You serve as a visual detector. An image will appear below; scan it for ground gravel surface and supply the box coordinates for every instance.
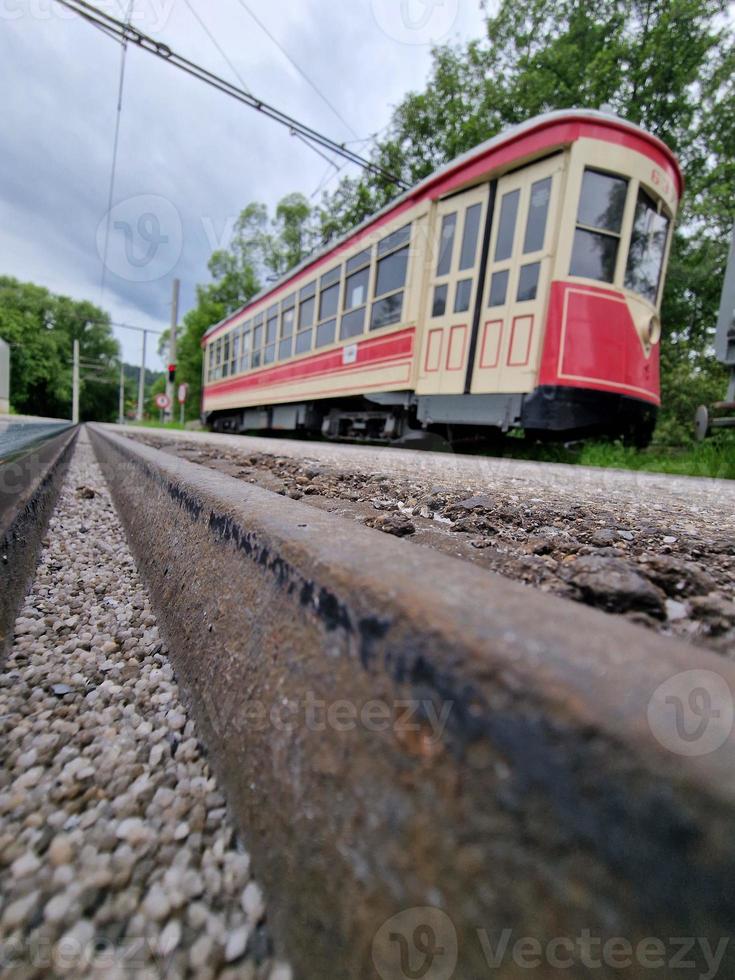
[0,434,291,979]
[123,428,735,655]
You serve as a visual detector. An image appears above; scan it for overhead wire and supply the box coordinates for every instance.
[180,0,252,94]
[230,0,358,139]
[98,0,134,306]
[50,0,408,190]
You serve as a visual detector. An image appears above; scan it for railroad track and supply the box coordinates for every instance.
[84,424,735,979]
[0,416,77,662]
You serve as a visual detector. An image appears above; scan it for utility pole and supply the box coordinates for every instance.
[118,362,125,424]
[137,328,147,422]
[72,339,80,424]
[165,278,180,423]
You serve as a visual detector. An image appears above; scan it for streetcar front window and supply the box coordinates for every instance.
[624,188,670,304]
[569,168,628,283]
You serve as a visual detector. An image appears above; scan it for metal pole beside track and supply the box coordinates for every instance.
[136,329,147,422]
[72,339,80,424]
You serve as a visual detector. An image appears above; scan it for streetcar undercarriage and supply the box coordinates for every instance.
[205,386,657,448]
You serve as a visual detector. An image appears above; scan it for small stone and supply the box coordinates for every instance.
[270,964,293,980]
[560,555,666,618]
[143,883,170,921]
[11,850,41,878]
[44,889,76,924]
[224,924,250,962]
[189,933,214,970]
[666,599,689,622]
[51,683,74,696]
[2,890,39,929]
[115,817,150,845]
[48,834,74,866]
[167,710,187,731]
[173,822,190,840]
[241,881,265,923]
[157,918,183,956]
[371,513,416,537]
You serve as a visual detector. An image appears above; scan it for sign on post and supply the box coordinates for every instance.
[155,393,171,410]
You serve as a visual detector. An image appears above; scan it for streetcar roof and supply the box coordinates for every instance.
[202,108,682,343]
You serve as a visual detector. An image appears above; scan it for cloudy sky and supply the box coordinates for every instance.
[0,0,486,371]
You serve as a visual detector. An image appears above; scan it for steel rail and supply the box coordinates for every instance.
[0,423,78,663]
[89,423,735,979]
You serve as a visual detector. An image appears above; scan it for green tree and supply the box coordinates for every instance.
[0,276,119,421]
[171,194,317,419]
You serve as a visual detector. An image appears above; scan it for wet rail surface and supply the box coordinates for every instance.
[88,423,735,979]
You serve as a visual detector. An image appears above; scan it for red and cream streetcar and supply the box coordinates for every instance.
[201,108,682,446]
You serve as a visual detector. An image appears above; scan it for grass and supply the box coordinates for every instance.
[126,419,189,431]
[500,431,735,480]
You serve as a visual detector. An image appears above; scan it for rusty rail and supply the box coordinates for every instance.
[89,423,735,980]
[0,422,78,663]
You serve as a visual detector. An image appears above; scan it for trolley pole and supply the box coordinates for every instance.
[165,278,180,423]
[118,362,125,424]
[72,339,80,424]
[136,329,147,422]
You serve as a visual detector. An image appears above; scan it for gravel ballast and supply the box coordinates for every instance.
[0,434,291,979]
[125,429,735,655]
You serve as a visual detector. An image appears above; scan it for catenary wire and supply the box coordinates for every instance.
[50,0,408,190]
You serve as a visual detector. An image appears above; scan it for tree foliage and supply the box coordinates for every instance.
[0,276,119,421]
[172,194,317,419]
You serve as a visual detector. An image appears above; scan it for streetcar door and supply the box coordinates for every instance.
[417,184,489,395]
[470,155,563,394]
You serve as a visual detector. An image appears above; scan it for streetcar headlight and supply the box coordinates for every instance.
[646,315,661,346]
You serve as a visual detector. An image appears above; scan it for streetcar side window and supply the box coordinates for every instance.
[459,203,482,270]
[341,250,371,340]
[279,296,295,360]
[495,190,519,262]
[222,334,230,378]
[240,322,251,372]
[252,314,264,369]
[523,177,552,254]
[624,188,670,304]
[454,278,473,313]
[295,282,316,355]
[265,305,278,364]
[371,226,411,330]
[207,343,215,382]
[231,328,240,374]
[569,168,629,283]
[436,214,457,276]
[316,266,341,348]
